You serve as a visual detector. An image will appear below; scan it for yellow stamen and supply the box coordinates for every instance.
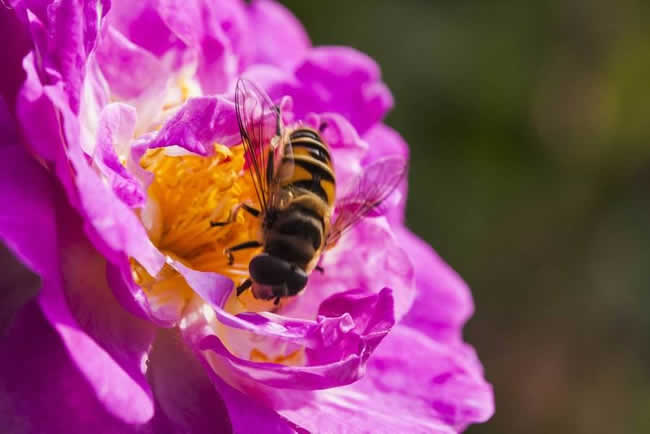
[250,348,305,365]
[140,144,259,276]
[135,143,305,365]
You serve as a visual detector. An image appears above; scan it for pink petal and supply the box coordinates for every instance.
[45,78,165,275]
[56,198,157,402]
[277,325,494,433]
[0,302,142,433]
[157,0,249,94]
[397,227,475,343]
[0,133,59,280]
[108,0,185,58]
[293,46,394,135]
[93,102,147,207]
[0,4,31,111]
[18,53,167,320]
[283,219,415,323]
[145,328,233,433]
[146,96,241,154]
[0,140,155,424]
[196,288,395,390]
[247,0,310,68]
[95,25,169,100]
[362,123,409,224]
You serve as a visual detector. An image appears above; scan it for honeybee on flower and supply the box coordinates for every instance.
[212,79,407,305]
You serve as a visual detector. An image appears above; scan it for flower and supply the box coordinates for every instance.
[0,0,494,433]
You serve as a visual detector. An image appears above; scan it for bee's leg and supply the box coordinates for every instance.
[211,203,261,227]
[225,240,262,265]
[240,204,261,218]
[315,265,324,274]
[319,121,328,133]
[236,278,252,296]
[273,296,281,306]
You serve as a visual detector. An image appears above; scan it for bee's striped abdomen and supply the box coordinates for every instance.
[280,128,336,206]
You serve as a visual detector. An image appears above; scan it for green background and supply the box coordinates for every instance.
[280,0,650,433]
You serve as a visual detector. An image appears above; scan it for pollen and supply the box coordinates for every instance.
[134,143,303,366]
[250,348,305,365]
[136,144,266,316]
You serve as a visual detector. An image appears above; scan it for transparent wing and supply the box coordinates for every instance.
[325,156,407,248]
[235,78,287,212]
[267,136,295,210]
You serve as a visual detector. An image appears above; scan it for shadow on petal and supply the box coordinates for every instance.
[0,302,140,434]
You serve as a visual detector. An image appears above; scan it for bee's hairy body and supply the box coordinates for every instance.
[261,127,335,280]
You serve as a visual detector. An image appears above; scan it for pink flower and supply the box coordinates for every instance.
[0,0,493,432]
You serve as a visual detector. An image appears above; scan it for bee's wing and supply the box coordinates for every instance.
[235,78,289,212]
[267,133,295,210]
[325,156,407,249]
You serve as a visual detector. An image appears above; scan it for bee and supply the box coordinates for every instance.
[211,78,407,305]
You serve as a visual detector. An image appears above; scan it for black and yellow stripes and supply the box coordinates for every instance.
[288,129,332,163]
[279,128,336,206]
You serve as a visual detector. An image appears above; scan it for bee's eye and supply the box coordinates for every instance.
[249,254,289,286]
[286,265,308,295]
[249,254,307,297]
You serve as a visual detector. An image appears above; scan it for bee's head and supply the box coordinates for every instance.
[249,253,308,300]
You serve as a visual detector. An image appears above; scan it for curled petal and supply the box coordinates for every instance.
[169,258,392,360]
[18,53,167,315]
[277,325,494,434]
[197,288,395,390]
[17,52,65,164]
[106,258,178,327]
[94,102,147,207]
[45,80,165,275]
[21,0,105,113]
[308,287,394,366]
[146,96,241,154]
[79,53,111,155]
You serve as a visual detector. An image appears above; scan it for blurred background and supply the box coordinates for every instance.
[281,0,650,433]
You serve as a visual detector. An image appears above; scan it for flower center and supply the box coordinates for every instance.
[133,143,306,365]
[134,144,276,317]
